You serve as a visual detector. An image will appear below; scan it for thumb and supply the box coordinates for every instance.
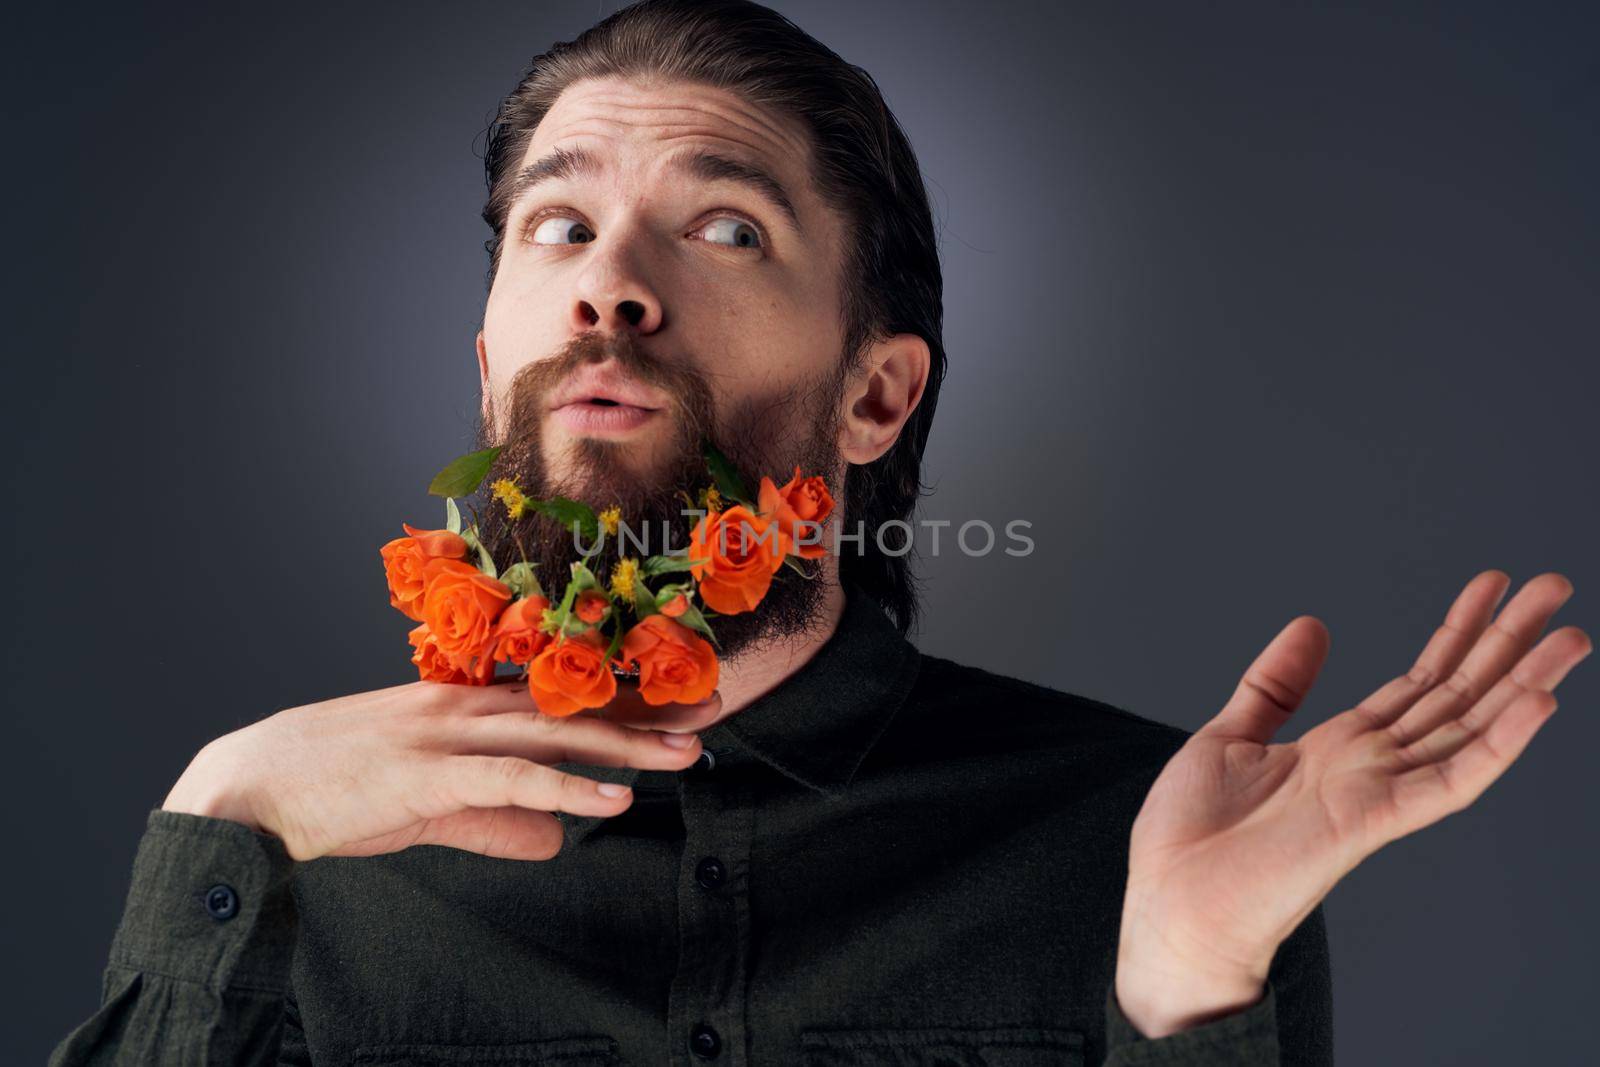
[1197,615,1330,744]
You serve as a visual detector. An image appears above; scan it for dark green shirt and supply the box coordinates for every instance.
[50,584,1333,1065]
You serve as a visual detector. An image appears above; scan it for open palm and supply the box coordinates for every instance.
[1120,570,1590,977]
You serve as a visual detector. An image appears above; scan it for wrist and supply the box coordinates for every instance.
[1113,949,1267,1038]
[1114,909,1273,1039]
[162,737,267,833]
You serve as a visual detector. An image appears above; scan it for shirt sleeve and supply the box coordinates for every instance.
[1101,902,1334,1066]
[47,807,301,1067]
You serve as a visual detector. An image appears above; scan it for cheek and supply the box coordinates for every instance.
[697,282,838,377]
[482,300,563,392]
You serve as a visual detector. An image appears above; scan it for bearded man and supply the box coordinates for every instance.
[50,2,1588,1066]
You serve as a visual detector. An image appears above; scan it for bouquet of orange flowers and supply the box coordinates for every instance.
[380,440,834,717]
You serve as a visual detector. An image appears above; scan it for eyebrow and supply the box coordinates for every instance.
[504,144,804,235]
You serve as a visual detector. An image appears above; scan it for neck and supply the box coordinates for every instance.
[693,565,848,731]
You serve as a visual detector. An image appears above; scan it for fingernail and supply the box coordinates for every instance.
[659,732,697,748]
[597,782,630,797]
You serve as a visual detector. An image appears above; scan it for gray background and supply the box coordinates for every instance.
[7,1,1596,1062]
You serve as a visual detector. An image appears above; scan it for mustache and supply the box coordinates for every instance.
[496,331,714,442]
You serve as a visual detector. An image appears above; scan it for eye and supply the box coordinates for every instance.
[697,216,764,250]
[527,215,595,245]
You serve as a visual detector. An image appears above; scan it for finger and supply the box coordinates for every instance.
[1352,569,1511,730]
[435,673,562,716]
[1388,573,1575,748]
[446,707,704,769]
[1397,625,1591,767]
[408,805,566,861]
[465,675,723,732]
[441,754,639,816]
[1384,686,1560,844]
[577,683,724,733]
[1197,615,1330,744]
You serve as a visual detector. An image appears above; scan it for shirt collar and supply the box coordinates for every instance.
[561,582,922,845]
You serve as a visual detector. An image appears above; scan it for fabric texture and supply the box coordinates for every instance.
[50,582,1333,1065]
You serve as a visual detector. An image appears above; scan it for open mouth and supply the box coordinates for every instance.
[562,395,660,412]
[553,396,661,435]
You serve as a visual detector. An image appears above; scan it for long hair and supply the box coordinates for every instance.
[477,0,946,636]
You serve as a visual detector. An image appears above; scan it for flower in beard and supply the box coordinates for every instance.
[381,523,470,622]
[488,595,552,670]
[620,613,718,706]
[688,504,787,614]
[526,630,618,717]
[418,557,512,678]
[757,466,835,560]
[407,622,471,685]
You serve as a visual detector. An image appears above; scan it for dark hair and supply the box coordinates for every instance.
[477,0,946,636]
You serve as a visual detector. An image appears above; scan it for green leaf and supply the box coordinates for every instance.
[459,525,498,579]
[604,618,626,662]
[429,446,503,498]
[781,554,811,577]
[633,581,658,619]
[702,439,753,506]
[499,561,543,600]
[568,559,603,594]
[652,581,691,607]
[641,553,700,578]
[445,497,462,535]
[527,497,600,546]
[674,598,720,650]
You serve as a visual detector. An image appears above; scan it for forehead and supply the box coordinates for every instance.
[522,75,819,204]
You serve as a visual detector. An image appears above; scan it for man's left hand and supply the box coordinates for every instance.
[1114,570,1589,1037]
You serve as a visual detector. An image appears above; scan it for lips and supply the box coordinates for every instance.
[548,364,669,413]
[552,399,659,436]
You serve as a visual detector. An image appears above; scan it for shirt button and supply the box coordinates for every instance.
[688,1022,722,1059]
[695,856,726,890]
[691,748,716,772]
[204,883,239,921]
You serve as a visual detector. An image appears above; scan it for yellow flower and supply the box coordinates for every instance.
[609,557,639,602]
[698,485,723,512]
[490,477,528,520]
[598,505,621,536]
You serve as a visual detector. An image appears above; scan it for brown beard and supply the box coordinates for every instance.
[471,330,847,662]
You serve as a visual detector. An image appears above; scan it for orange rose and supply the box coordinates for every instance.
[419,557,513,677]
[407,622,471,684]
[620,614,718,706]
[758,466,835,559]
[526,630,618,717]
[659,591,689,617]
[688,505,786,614]
[575,589,610,624]
[488,595,552,669]
[381,523,470,621]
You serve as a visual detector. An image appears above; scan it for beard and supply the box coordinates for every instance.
[471,329,847,663]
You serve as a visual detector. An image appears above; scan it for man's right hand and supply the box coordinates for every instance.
[161,677,720,862]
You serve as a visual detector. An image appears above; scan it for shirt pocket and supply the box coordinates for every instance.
[349,1034,621,1066]
[798,1025,1085,1066]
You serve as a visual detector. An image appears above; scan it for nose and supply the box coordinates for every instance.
[569,234,664,335]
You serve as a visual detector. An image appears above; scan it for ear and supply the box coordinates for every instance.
[837,332,931,465]
[476,330,492,426]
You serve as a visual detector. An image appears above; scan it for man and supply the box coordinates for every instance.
[50,2,1588,1065]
